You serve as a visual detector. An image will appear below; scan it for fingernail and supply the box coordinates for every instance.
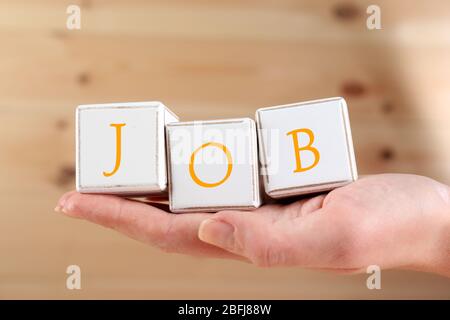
[55,194,71,214]
[54,204,69,214]
[198,219,235,250]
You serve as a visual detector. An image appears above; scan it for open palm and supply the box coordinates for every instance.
[56,174,450,276]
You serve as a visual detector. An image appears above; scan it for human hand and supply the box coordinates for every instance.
[55,174,450,276]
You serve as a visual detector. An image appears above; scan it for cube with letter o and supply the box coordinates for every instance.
[166,118,261,212]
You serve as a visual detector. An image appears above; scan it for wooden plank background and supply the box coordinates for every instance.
[0,0,449,299]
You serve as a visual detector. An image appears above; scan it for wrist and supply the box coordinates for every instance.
[406,181,450,277]
[433,211,450,277]
[417,194,450,277]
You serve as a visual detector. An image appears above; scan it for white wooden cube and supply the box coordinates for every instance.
[76,101,178,195]
[256,97,358,198]
[166,118,261,213]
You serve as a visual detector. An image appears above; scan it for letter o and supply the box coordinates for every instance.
[189,142,233,188]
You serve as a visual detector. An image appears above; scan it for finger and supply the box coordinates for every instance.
[198,209,288,267]
[56,191,245,260]
[198,200,348,268]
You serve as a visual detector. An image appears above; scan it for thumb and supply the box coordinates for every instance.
[198,210,285,267]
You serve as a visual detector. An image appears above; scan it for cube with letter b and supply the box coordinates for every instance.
[76,101,178,195]
[256,97,358,198]
[166,118,261,212]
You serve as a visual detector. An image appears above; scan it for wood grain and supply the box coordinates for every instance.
[0,0,449,299]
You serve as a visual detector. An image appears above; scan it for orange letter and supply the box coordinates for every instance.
[189,142,233,188]
[103,123,126,177]
[286,128,320,173]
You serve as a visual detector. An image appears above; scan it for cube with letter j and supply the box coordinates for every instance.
[76,101,178,195]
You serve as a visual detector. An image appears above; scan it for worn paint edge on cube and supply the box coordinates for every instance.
[339,98,358,183]
[165,118,262,213]
[267,180,353,199]
[255,97,358,199]
[76,101,177,195]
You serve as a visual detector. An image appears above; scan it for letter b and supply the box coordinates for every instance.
[286,128,320,173]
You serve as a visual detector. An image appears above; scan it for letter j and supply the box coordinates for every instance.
[103,123,126,177]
